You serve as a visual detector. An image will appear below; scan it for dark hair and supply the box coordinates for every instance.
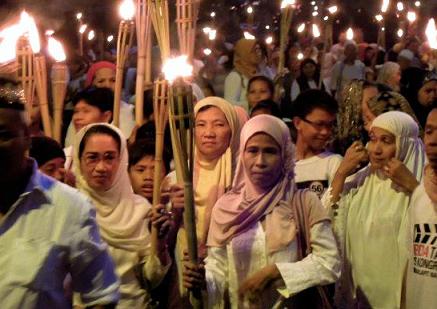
[128,139,171,174]
[72,87,114,114]
[247,75,274,96]
[30,136,65,166]
[78,125,122,159]
[292,89,338,119]
[250,99,282,118]
[142,89,154,119]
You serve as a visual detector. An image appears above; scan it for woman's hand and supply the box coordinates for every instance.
[182,252,206,290]
[337,141,369,177]
[238,264,280,303]
[383,158,419,193]
[151,204,173,239]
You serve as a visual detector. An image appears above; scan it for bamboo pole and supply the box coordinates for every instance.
[16,37,35,123]
[135,0,153,125]
[176,0,200,61]
[275,2,295,101]
[168,78,202,309]
[34,55,53,137]
[149,0,171,61]
[114,20,134,127]
[150,77,169,255]
[51,63,68,143]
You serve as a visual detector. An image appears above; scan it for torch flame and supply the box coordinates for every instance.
[88,30,95,41]
[397,29,404,38]
[48,37,66,62]
[381,0,390,13]
[162,55,193,84]
[346,27,354,41]
[265,36,273,45]
[119,0,135,20]
[79,24,88,34]
[19,11,41,53]
[426,18,437,50]
[407,11,416,23]
[375,14,384,22]
[396,2,404,11]
[312,24,321,38]
[243,32,255,40]
[281,0,296,9]
[208,29,217,41]
[328,6,338,14]
[0,23,22,63]
[297,23,305,33]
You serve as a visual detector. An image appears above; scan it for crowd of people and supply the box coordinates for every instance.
[0,21,437,309]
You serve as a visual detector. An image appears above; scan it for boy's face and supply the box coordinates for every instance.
[129,155,166,202]
[294,107,336,153]
[425,109,437,171]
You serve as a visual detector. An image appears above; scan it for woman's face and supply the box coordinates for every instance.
[243,133,282,191]
[72,101,112,131]
[388,68,401,90]
[361,87,378,131]
[368,127,397,171]
[80,133,121,191]
[247,80,272,108]
[302,62,316,78]
[195,106,232,161]
[93,68,116,90]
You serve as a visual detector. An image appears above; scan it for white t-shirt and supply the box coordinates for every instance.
[406,184,437,309]
[330,60,365,94]
[295,151,343,198]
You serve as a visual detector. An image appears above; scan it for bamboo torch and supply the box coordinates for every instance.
[49,38,68,144]
[114,0,135,128]
[318,5,338,88]
[426,18,437,70]
[164,55,202,309]
[176,0,200,61]
[16,11,39,121]
[135,0,153,125]
[378,0,390,50]
[149,0,171,61]
[275,0,296,101]
[34,53,52,137]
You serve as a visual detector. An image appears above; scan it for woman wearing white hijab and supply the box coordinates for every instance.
[325,111,425,308]
[183,115,340,308]
[73,123,171,308]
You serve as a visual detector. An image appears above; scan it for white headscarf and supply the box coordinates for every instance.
[73,123,151,253]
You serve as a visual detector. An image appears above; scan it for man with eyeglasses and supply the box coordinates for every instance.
[292,89,342,198]
[0,78,119,308]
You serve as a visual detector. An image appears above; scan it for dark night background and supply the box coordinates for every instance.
[1,0,436,54]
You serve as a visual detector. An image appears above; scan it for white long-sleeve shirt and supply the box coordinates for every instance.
[205,221,340,308]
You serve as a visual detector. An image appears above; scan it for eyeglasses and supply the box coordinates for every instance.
[301,118,336,130]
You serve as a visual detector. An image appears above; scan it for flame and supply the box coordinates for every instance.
[396,2,404,11]
[210,12,216,18]
[414,1,421,7]
[397,29,404,38]
[297,52,304,60]
[312,11,319,17]
[381,0,390,13]
[119,0,135,20]
[281,0,296,9]
[246,6,253,14]
[346,27,354,40]
[19,11,40,53]
[79,24,87,34]
[45,29,55,36]
[375,14,384,22]
[297,23,305,33]
[426,19,437,50]
[107,35,114,43]
[76,12,83,20]
[202,27,211,34]
[88,30,95,41]
[48,37,66,62]
[203,48,212,56]
[208,29,217,41]
[328,5,338,14]
[243,32,255,40]
[407,11,416,23]
[312,24,321,38]
[162,55,193,83]
[265,36,273,45]
[0,23,22,63]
